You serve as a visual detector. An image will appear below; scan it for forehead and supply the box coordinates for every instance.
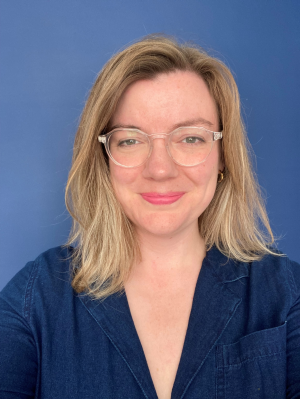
[110,70,219,132]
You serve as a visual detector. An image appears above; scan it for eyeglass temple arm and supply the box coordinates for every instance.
[213,132,222,141]
[98,136,106,144]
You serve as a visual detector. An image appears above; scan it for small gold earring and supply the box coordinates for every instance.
[217,170,224,183]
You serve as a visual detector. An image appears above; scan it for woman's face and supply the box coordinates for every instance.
[109,70,223,238]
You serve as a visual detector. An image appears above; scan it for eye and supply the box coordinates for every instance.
[118,139,140,146]
[182,136,205,144]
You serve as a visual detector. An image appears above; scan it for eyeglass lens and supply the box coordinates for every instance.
[108,128,214,167]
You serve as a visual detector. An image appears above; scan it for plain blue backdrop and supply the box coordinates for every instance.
[1,0,300,290]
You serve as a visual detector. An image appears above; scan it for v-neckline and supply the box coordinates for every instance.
[79,247,246,398]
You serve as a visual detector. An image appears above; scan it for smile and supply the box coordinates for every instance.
[140,192,185,205]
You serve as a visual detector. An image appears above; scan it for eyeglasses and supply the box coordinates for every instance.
[98,126,222,168]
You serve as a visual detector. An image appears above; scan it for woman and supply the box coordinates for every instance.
[0,35,299,399]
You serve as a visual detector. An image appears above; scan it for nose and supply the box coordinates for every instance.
[142,137,179,180]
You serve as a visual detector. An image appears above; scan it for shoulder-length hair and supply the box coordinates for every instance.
[65,35,277,299]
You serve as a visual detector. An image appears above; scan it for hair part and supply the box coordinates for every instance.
[65,34,278,300]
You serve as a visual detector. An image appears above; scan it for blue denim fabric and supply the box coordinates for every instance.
[0,246,300,398]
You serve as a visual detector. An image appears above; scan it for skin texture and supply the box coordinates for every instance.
[109,70,223,399]
[109,70,223,241]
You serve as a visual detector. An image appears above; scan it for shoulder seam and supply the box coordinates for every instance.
[23,259,40,324]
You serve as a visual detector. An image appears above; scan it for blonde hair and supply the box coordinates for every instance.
[65,35,277,299]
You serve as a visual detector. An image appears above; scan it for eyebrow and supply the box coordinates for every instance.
[109,117,214,132]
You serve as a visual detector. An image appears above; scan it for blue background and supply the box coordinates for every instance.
[1,0,300,290]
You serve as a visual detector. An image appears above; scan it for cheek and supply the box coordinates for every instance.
[109,162,140,199]
[190,155,219,186]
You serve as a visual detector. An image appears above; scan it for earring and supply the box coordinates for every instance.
[217,170,224,183]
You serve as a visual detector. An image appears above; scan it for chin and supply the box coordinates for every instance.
[133,212,193,237]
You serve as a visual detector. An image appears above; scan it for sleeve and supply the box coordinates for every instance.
[0,262,38,399]
[286,259,300,399]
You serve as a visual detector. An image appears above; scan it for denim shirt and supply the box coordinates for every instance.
[0,246,300,399]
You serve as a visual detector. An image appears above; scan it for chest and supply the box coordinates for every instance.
[32,254,291,399]
[125,286,196,399]
[36,293,287,399]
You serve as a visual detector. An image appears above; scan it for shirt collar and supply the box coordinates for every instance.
[79,246,248,399]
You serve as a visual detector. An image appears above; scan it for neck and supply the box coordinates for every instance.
[132,222,206,280]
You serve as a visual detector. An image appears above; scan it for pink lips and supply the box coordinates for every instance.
[141,192,185,205]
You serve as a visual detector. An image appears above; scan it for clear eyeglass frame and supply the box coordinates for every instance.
[98,126,223,168]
